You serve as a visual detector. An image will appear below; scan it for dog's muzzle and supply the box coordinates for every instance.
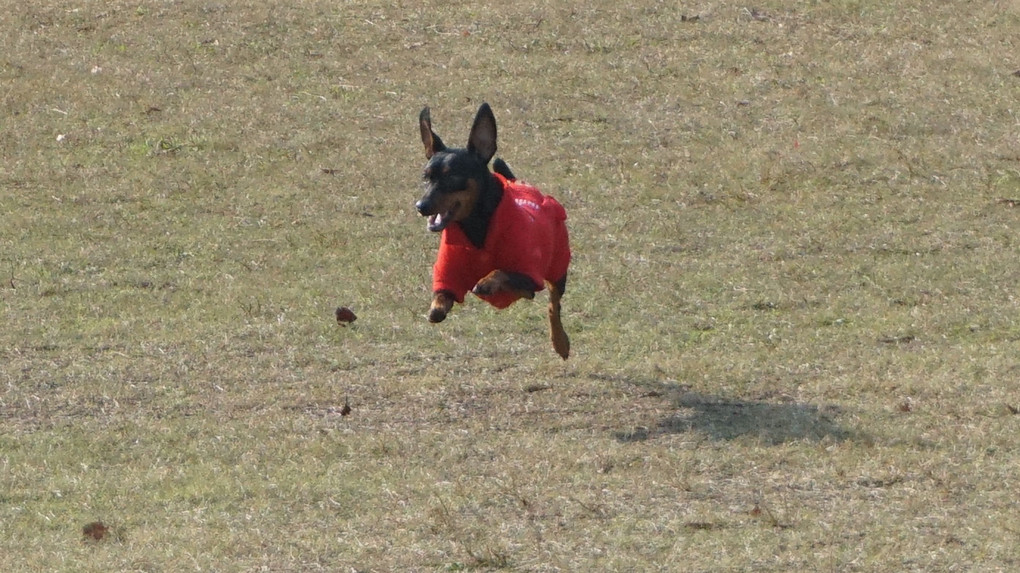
[415,198,433,217]
[416,198,456,232]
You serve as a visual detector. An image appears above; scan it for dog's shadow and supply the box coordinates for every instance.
[614,382,855,444]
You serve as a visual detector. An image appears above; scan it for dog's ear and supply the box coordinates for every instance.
[419,107,446,159]
[467,103,497,165]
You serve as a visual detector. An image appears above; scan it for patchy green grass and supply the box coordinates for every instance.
[2,0,1020,570]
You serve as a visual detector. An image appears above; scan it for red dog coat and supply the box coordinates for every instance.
[432,173,570,309]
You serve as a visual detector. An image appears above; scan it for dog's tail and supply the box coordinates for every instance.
[493,158,516,181]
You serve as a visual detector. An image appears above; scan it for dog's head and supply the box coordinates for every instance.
[415,103,497,232]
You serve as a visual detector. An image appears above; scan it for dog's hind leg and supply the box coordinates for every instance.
[472,270,536,301]
[546,276,570,360]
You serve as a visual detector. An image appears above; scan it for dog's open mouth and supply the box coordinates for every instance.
[426,204,458,232]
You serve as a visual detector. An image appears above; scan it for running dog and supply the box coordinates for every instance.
[415,103,571,359]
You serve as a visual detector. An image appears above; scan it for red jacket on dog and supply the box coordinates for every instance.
[432,173,570,309]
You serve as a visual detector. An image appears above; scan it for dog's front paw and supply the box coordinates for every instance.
[428,291,454,323]
[428,306,447,323]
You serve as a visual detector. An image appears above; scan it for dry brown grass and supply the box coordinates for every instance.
[2,0,1020,571]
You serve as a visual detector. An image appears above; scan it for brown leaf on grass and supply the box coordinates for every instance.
[335,306,357,325]
[749,500,793,529]
[82,521,108,541]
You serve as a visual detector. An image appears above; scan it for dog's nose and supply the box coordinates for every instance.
[415,199,432,215]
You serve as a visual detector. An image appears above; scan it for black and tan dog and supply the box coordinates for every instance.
[416,103,572,359]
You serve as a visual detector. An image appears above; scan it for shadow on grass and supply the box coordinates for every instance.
[614,383,856,445]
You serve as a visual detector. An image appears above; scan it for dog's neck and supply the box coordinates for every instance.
[456,173,504,249]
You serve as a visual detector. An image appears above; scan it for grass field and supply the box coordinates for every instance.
[2,0,1020,570]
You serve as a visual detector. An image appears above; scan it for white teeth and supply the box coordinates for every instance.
[425,208,456,232]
